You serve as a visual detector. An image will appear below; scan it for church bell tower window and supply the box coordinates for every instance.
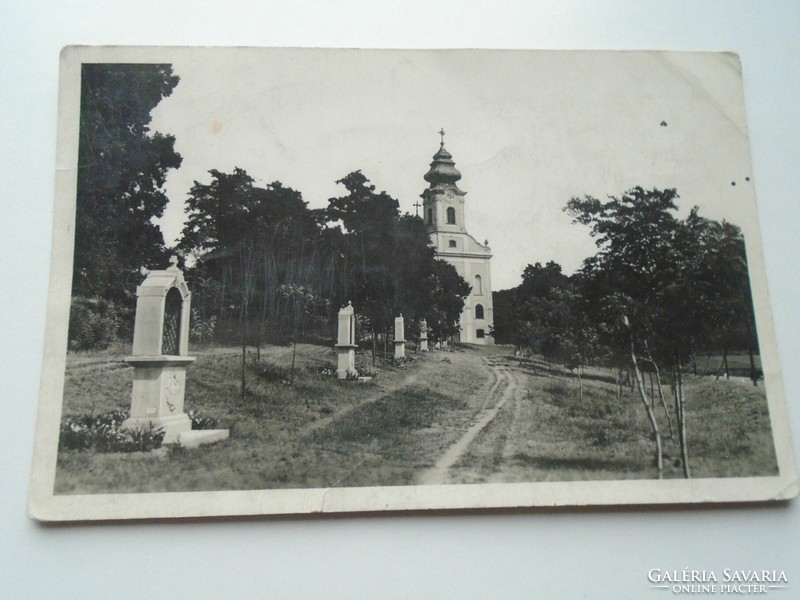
[474,274,483,295]
[475,304,484,320]
[446,207,456,224]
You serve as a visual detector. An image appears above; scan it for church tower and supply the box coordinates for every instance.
[421,130,494,344]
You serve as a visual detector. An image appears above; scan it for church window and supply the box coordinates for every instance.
[446,207,456,224]
[449,240,456,248]
[476,329,485,339]
[475,304,484,320]
[474,274,483,295]
[427,208,433,225]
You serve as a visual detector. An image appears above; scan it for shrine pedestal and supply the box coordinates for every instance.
[123,356,195,444]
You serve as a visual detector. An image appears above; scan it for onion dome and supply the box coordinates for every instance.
[423,139,462,186]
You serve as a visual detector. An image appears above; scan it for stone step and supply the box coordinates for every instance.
[176,429,230,449]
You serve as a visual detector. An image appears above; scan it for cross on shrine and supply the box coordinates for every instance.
[413,201,422,217]
[438,128,445,144]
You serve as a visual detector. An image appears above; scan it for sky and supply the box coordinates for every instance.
[149,48,758,291]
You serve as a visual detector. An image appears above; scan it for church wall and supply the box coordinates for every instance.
[437,250,494,345]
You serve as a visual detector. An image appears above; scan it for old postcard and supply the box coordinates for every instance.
[28,46,798,521]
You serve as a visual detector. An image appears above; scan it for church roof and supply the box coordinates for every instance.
[423,142,462,185]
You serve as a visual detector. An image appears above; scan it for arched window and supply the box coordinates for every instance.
[475,304,484,320]
[446,207,456,224]
[427,208,433,225]
[473,274,483,295]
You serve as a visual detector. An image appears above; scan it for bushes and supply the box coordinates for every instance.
[60,408,223,451]
[309,364,337,378]
[189,309,217,345]
[59,409,164,452]
[188,409,220,430]
[68,296,128,351]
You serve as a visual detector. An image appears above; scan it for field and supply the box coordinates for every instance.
[54,343,779,494]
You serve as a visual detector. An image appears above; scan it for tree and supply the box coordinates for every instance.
[179,168,333,346]
[278,284,330,388]
[566,187,686,479]
[324,171,470,356]
[325,171,400,340]
[72,64,182,312]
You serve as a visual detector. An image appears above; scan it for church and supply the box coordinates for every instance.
[420,132,494,344]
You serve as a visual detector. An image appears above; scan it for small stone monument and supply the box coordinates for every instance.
[394,314,406,359]
[419,318,429,352]
[123,257,228,448]
[335,301,357,379]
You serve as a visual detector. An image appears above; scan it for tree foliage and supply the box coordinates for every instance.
[177,168,470,348]
[495,186,760,479]
[565,187,759,477]
[72,64,182,309]
[324,171,469,341]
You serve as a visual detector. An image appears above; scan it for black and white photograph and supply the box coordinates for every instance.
[28,46,797,521]
[6,3,800,598]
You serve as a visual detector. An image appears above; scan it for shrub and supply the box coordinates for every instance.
[355,365,379,378]
[308,364,337,378]
[257,363,290,383]
[68,296,124,351]
[59,409,164,452]
[189,309,217,344]
[188,409,219,430]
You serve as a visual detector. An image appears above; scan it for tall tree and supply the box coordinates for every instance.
[179,168,332,343]
[325,171,470,348]
[566,187,686,479]
[73,64,182,308]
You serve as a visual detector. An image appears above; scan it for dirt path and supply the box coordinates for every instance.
[299,373,419,439]
[417,356,523,485]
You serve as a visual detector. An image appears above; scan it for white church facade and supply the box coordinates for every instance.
[421,133,494,344]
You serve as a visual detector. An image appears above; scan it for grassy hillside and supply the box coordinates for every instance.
[54,344,778,494]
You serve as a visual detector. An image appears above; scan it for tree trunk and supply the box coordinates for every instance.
[372,328,377,368]
[641,343,674,440]
[651,360,674,440]
[240,326,247,401]
[629,333,663,479]
[722,334,730,380]
[745,318,758,386]
[290,340,297,387]
[676,360,691,478]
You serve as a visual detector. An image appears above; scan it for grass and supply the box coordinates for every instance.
[54,344,778,493]
[55,344,490,493]
[448,354,777,483]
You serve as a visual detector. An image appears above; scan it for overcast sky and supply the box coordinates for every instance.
[149,48,758,291]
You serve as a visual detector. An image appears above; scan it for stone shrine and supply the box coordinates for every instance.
[335,302,358,379]
[123,258,228,448]
[419,319,429,352]
[394,314,406,359]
